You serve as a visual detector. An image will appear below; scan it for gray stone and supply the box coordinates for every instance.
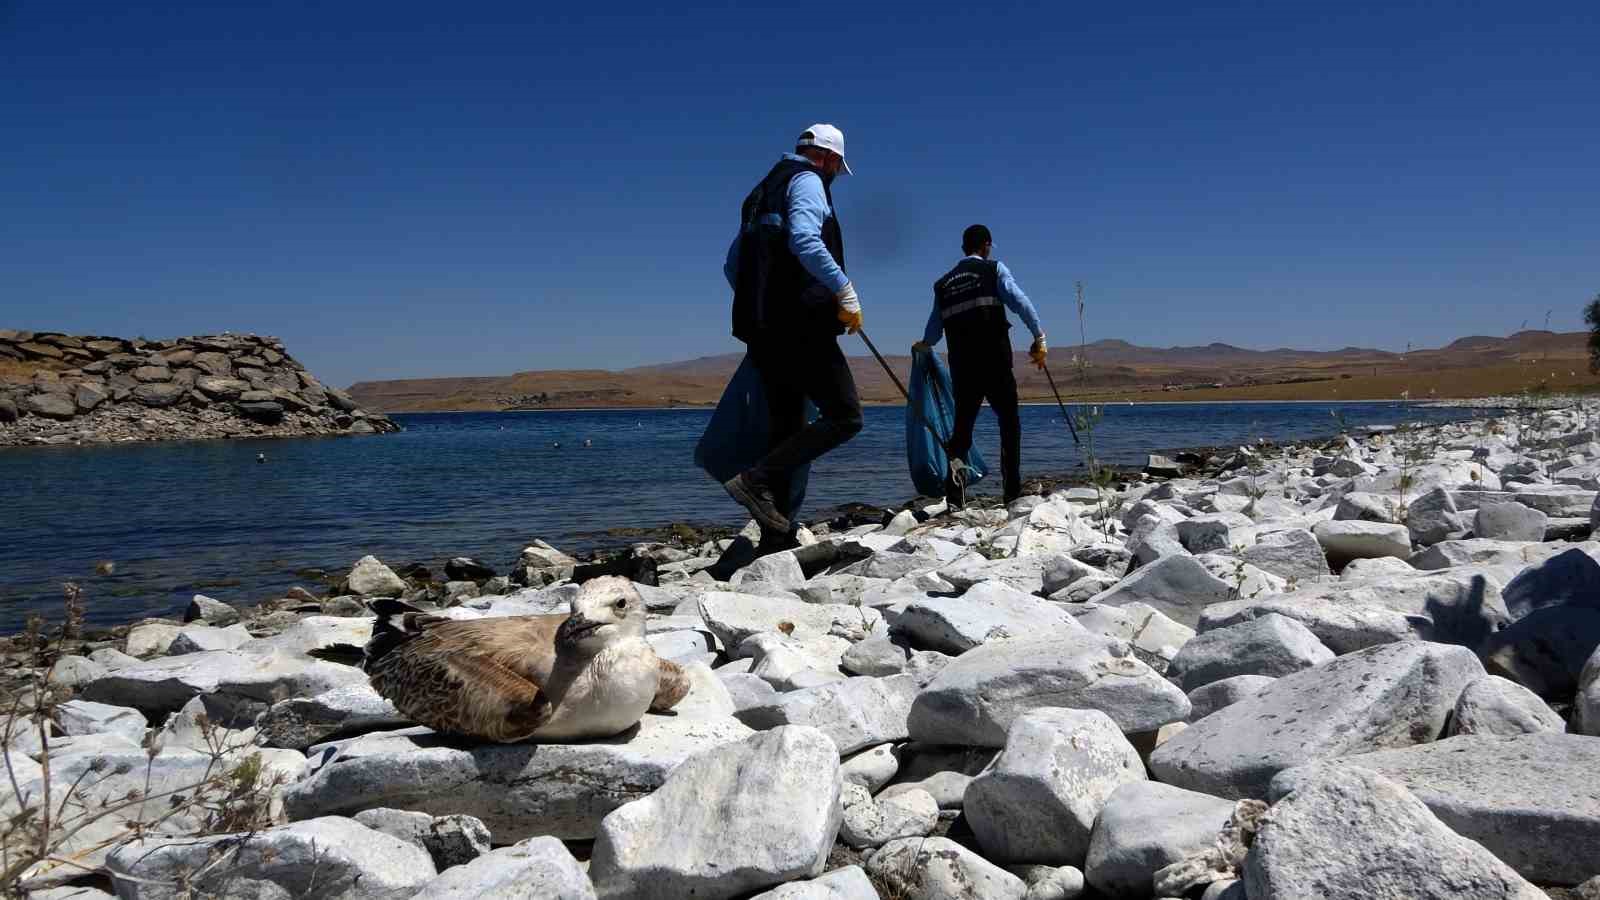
[1084,781,1236,898]
[1185,674,1276,723]
[1448,675,1565,736]
[867,837,1027,900]
[909,632,1190,746]
[125,621,182,657]
[183,593,240,625]
[1578,645,1600,736]
[105,816,437,900]
[1241,528,1330,583]
[748,866,878,899]
[1406,485,1466,547]
[1199,568,1508,654]
[699,591,883,650]
[45,654,108,690]
[1312,520,1412,564]
[410,836,596,899]
[840,743,899,792]
[166,622,253,654]
[1245,766,1543,900]
[1166,614,1333,691]
[1070,602,1195,672]
[840,636,911,676]
[1501,546,1600,619]
[720,671,780,715]
[1085,555,1235,628]
[896,581,1083,653]
[839,782,938,848]
[83,647,369,718]
[1177,514,1246,554]
[740,675,916,754]
[131,381,186,407]
[1475,502,1550,542]
[54,699,146,745]
[22,391,79,420]
[937,552,1099,596]
[73,382,108,412]
[1149,641,1484,799]
[347,554,406,597]
[735,550,807,589]
[1480,603,1600,695]
[286,680,747,842]
[965,708,1145,865]
[1340,555,1417,579]
[351,807,492,871]
[588,726,842,900]
[1018,866,1087,900]
[195,375,251,399]
[256,682,410,749]
[1272,732,1600,885]
[1334,491,1400,523]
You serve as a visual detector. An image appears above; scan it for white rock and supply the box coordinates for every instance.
[1271,732,1600,886]
[184,592,241,625]
[1447,674,1565,736]
[255,682,410,750]
[1246,766,1544,899]
[748,866,878,899]
[699,592,883,651]
[1084,781,1236,897]
[352,807,491,870]
[841,742,899,792]
[1475,501,1550,542]
[839,782,938,848]
[910,633,1190,746]
[1240,528,1330,582]
[1185,674,1276,723]
[1406,486,1466,546]
[45,655,108,689]
[106,816,437,900]
[1577,645,1600,736]
[410,836,596,899]
[896,581,1084,653]
[165,622,253,654]
[965,708,1146,865]
[1149,641,1484,799]
[1165,614,1333,691]
[347,554,407,597]
[1311,520,1412,564]
[840,636,911,676]
[1339,556,1415,580]
[741,675,917,754]
[735,551,807,589]
[54,699,146,745]
[588,726,843,899]
[285,712,752,841]
[124,622,182,657]
[82,648,369,718]
[867,837,1027,900]
[1071,602,1195,671]
[1085,555,1235,628]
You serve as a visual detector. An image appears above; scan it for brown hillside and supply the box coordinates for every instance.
[346,331,1597,412]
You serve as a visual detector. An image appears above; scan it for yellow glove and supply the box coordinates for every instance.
[836,283,863,335]
[1028,335,1047,370]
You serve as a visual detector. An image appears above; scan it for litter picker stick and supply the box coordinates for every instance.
[1040,361,1082,446]
[857,330,910,401]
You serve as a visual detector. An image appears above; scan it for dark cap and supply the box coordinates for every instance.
[962,224,992,254]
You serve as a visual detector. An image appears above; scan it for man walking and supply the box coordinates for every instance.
[721,124,865,538]
[913,224,1046,507]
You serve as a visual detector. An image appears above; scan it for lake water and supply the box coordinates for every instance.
[1,402,1479,631]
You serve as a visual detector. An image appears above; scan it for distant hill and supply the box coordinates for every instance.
[346,330,1595,412]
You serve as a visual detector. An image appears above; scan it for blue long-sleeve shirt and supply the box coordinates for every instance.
[922,255,1044,346]
[723,154,850,295]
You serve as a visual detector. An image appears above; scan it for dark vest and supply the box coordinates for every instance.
[934,257,1010,357]
[731,158,846,342]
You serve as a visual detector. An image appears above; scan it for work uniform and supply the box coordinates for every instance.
[724,153,864,528]
[923,255,1044,502]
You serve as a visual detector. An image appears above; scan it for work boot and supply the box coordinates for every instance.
[945,458,968,511]
[724,473,790,534]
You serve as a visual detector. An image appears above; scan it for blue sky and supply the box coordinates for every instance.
[4,1,1597,387]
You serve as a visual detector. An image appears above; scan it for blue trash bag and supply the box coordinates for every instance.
[906,349,988,497]
[694,354,812,516]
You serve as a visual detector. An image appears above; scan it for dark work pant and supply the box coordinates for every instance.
[745,333,865,524]
[949,341,1022,502]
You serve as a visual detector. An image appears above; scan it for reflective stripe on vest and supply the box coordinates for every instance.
[940,296,1001,320]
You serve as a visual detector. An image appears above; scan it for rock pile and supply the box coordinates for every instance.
[0,329,398,446]
[8,402,1600,898]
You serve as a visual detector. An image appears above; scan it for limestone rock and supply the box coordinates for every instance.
[867,837,1027,900]
[125,621,182,657]
[840,743,899,792]
[699,591,883,650]
[1185,674,1276,723]
[347,555,407,597]
[183,593,240,625]
[410,836,595,899]
[1500,546,1600,619]
[1085,781,1236,898]
[1165,614,1333,691]
[896,581,1083,653]
[588,726,843,899]
[166,622,253,654]
[965,708,1145,866]
[740,675,916,754]
[1311,520,1412,565]
[351,807,492,871]
[839,782,938,848]
[256,682,410,749]
[1149,641,1484,799]
[1272,732,1600,885]
[107,816,436,900]
[909,632,1190,746]
[1240,528,1330,582]
[1577,645,1600,736]
[1085,555,1235,628]
[748,866,878,899]
[1406,486,1466,547]
[1475,501,1549,542]
[1448,674,1565,736]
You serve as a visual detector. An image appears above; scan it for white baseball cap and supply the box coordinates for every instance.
[796,123,852,175]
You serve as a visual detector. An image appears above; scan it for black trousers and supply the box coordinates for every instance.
[948,340,1022,502]
[745,333,864,523]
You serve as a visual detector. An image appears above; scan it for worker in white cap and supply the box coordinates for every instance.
[720,124,864,540]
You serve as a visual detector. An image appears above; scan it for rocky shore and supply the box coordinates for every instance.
[6,402,1600,898]
[0,330,399,447]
